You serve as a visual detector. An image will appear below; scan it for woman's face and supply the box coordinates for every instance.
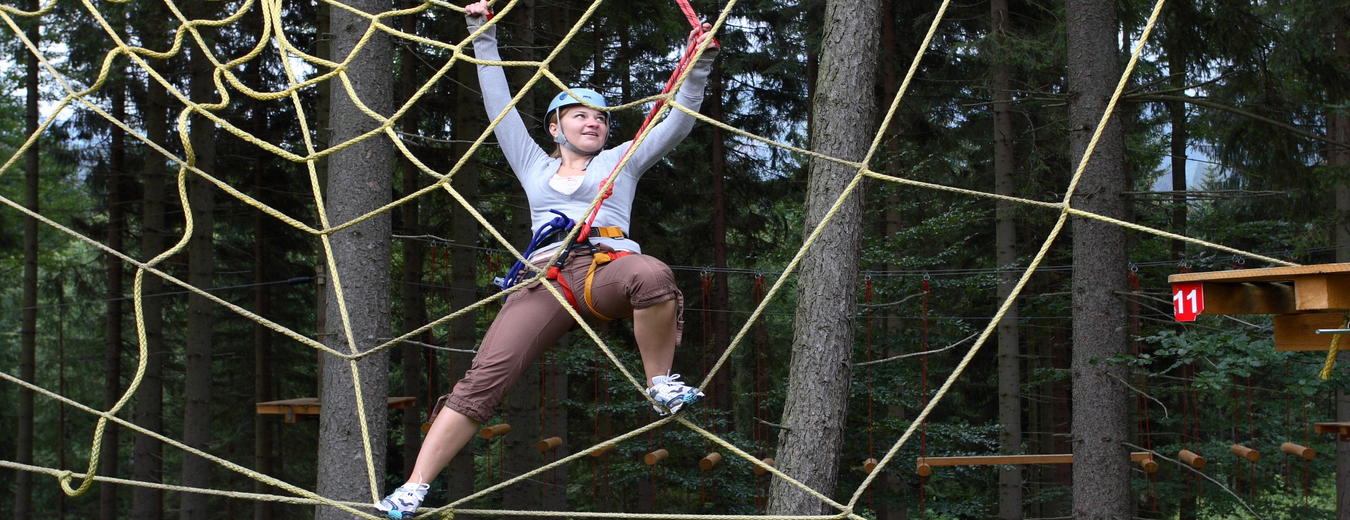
[550,106,609,153]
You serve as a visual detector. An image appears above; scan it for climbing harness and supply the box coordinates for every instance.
[547,241,632,321]
[495,209,633,319]
[494,209,576,293]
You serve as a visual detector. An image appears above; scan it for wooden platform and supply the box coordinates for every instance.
[1315,422,1350,442]
[256,397,417,423]
[916,452,1155,476]
[1168,263,1350,350]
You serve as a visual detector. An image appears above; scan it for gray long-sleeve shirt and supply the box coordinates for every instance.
[470,21,714,255]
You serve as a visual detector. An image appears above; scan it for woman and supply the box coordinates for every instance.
[377,2,718,517]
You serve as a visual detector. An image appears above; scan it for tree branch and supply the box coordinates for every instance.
[1105,372,1168,419]
[1122,442,1264,520]
[854,333,978,367]
[1127,93,1344,149]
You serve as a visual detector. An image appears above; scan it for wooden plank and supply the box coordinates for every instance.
[915,452,1153,467]
[256,396,417,416]
[1198,282,1295,315]
[1314,422,1350,435]
[255,398,322,417]
[1168,263,1350,284]
[1316,422,1350,442]
[387,396,417,409]
[1274,313,1349,351]
[257,397,322,407]
[1294,274,1350,311]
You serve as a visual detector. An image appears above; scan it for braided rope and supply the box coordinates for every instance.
[0,0,1309,516]
[845,0,1170,506]
[1319,312,1350,380]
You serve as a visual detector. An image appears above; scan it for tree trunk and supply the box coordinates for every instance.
[877,2,905,517]
[315,0,394,515]
[766,0,877,515]
[180,8,219,516]
[991,1,1023,518]
[56,274,68,520]
[132,20,170,518]
[314,0,333,399]
[397,0,428,480]
[252,160,276,520]
[1167,15,1198,520]
[221,11,278,520]
[541,361,569,513]
[102,38,128,520]
[503,359,544,509]
[1332,8,1350,520]
[1166,18,1188,260]
[708,60,731,413]
[440,12,487,501]
[15,3,40,516]
[1067,1,1130,518]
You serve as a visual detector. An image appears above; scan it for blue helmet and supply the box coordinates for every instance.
[546,87,609,156]
[545,87,607,122]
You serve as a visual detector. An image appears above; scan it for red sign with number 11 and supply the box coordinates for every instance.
[1171,282,1204,321]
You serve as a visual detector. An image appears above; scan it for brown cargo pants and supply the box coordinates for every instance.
[439,248,683,423]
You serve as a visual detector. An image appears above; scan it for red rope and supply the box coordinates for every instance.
[673,0,701,28]
[577,2,711,240]
[920,277,930,457]
[592,372,599,505]
[701,273,713,342]
[865,277,874,457]
[1183,363,1196,504]
[863,277,874,509]
[1246,375,1254,504]
[1128,267,1158,511]
[1303,406,1311,500]
[752,274,766,511]
[918,277,930,519]
[752,274,766,451]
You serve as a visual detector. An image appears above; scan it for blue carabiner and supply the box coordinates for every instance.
[494,210,575,293]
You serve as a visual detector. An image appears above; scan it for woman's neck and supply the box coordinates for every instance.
[557,149,593,172]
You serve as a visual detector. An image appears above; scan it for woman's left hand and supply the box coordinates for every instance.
[688,22,718,52]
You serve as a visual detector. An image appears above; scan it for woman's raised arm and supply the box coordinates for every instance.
[465,1,549,180]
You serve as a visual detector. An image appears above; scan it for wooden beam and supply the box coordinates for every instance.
[1230,444,1261,462]
[1281,442,1316,460]
[256,396,417,423]
[1294,274,1350,311]
[915,452,1154,475]
[1196,282,1294,315]
[1168,263,1350,284]
[1315,421,1350,442]
[1274,313,1348,351]
[479,423,511,439]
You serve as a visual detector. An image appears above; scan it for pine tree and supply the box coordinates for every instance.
[1067,0,1131,517]
[767,0,877,515]
[315,0,394,515]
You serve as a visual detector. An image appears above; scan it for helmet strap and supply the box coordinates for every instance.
[554,128,601,157]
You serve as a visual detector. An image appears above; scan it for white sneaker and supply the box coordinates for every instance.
[646,374,705,415]
[375,482,429,519]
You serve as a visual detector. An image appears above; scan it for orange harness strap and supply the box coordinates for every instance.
[584,251,633,320]
[550,250,634,320]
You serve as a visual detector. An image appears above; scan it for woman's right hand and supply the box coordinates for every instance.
[465,0,491,19]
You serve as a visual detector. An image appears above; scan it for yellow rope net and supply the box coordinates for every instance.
[0,0,1299,518]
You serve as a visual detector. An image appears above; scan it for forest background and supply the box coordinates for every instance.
[3,0,1350,519]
